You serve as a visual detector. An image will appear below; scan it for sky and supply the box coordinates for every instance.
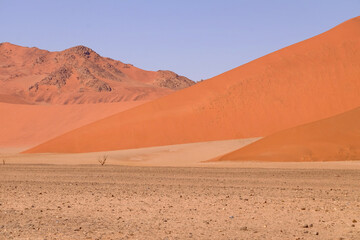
[0,0,359,81]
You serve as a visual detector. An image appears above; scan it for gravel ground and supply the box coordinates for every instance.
[0,164,359,239]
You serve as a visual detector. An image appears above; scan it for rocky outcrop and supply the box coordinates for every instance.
[1,42,195,104]
[64,45,99,59]
[29,66,72,91]
[153,70,195,90]
[77,67,112,92]
[29,65,112,93]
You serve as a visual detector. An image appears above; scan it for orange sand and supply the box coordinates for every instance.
[0,43,194,149]
[0,101,146,150]
[26,17,360,154]
[214,107,360,162]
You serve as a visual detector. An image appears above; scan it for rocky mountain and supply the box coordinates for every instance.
[24,17,360,153]
[0,43,195,104]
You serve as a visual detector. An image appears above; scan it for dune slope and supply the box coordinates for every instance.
[25,16,360,153]
[213,107,360,162]
[0,43,194,149]
[0,101,146,150]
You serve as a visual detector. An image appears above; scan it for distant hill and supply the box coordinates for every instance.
[25,17,360,154]
[0,43,194,104]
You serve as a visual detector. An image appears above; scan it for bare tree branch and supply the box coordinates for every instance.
[98,155,108,166]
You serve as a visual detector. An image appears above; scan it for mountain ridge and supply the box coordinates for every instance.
[0,42,195,104]
[25,16,360,154]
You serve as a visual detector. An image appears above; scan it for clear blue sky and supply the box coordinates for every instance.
[0,0,359,81]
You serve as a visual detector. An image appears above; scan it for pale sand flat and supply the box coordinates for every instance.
[2,138,360,169]
[3,138,258,166]
[26,17,360,154]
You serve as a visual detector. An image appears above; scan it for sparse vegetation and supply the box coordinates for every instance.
[98,155,108,166]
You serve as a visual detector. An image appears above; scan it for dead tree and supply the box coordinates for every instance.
[98,155,108,166]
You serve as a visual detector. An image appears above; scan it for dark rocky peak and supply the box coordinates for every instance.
[64,45,99,59]
[154,70,195,90]
[29,66,73,91]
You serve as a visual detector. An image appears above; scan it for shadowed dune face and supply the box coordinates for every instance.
[0,43,194,149]
[0,101,147,149]
[0,43,194,104]
[25,17,360,154]
[214,107,360,162]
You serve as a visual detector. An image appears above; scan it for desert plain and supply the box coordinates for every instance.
[1,14,360,240]
[1,139,360,239]
[1,163,360,240]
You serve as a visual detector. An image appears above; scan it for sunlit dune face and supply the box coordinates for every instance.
[24,17,360,154]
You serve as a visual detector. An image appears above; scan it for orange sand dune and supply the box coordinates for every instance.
[26,17,360,153]
[213,107,360,162]
[0,101,146,150]
[0,43,194,104]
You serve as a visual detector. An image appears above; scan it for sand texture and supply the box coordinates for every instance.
[25,17,360,154]
[0,101,148,149]
[1,14,360,240]
[214,107,360,162]
[1,165,360,240]
[4,139,360,169]
[4,139,258,166]
[0,42,194,150]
